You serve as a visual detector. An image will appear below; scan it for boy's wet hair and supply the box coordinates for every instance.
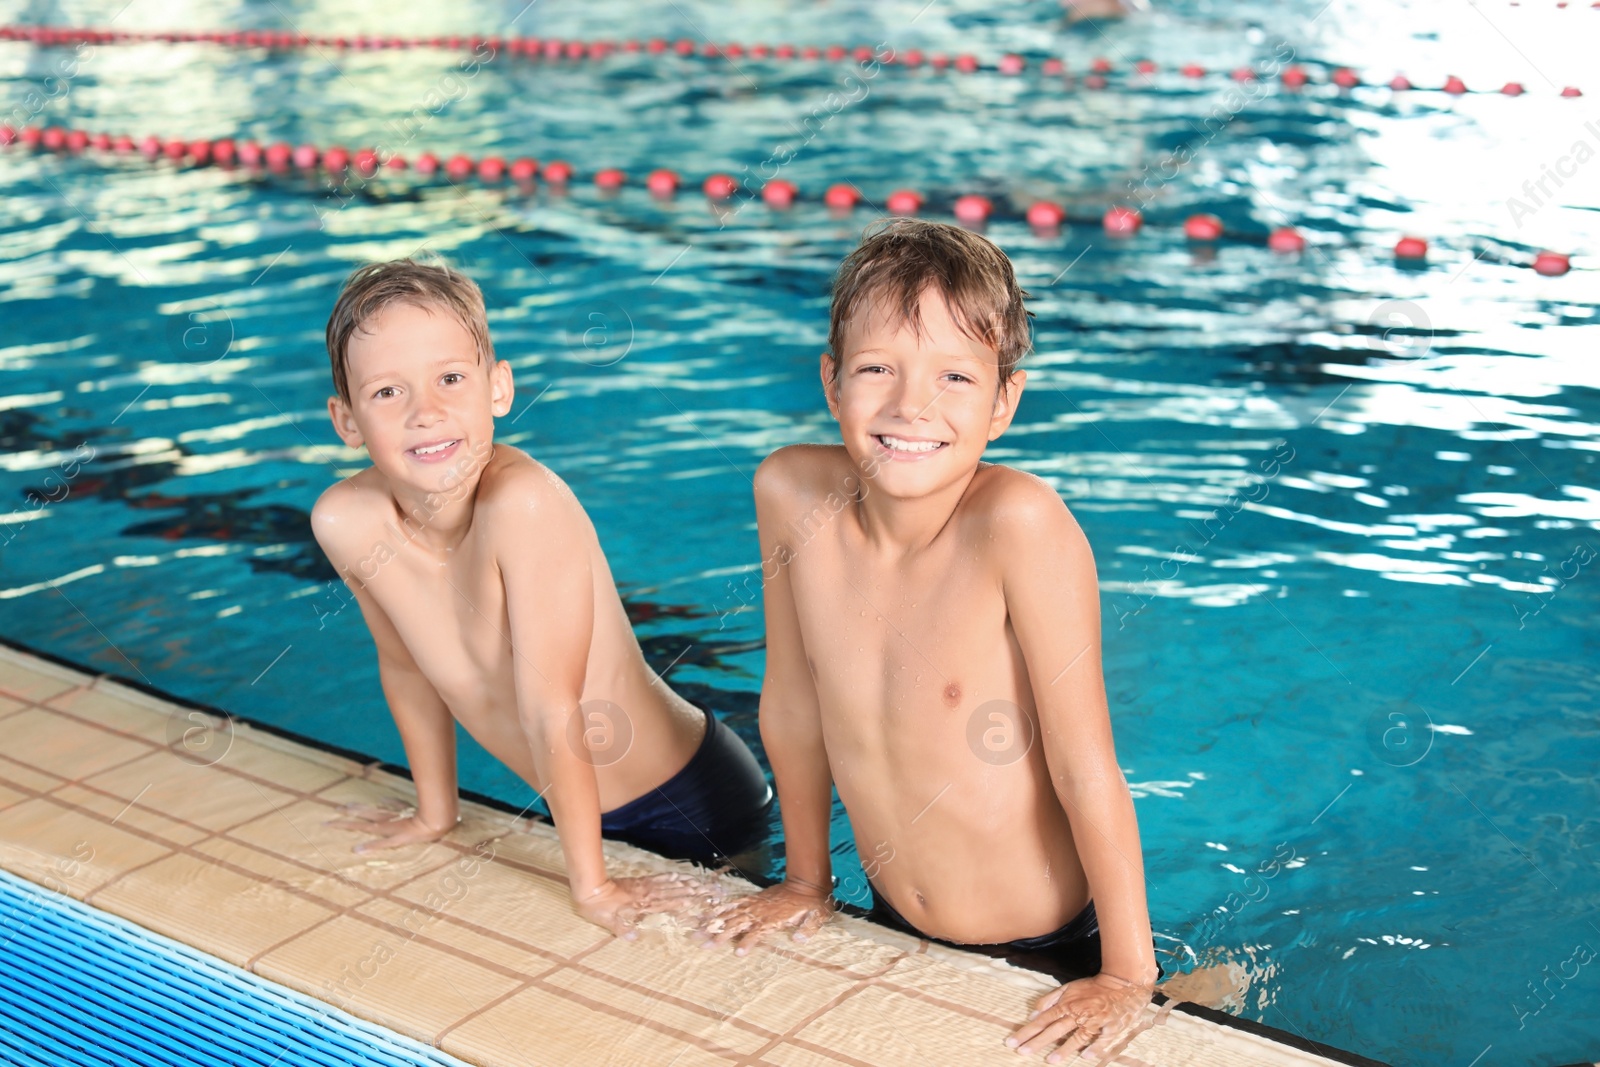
[827,218,1033,384]
[325,258,494,403]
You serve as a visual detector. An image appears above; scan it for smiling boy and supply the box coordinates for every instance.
[311,259,771,935]
[705,220,1161,1061]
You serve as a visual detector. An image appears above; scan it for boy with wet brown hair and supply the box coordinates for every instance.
[704,220,1161,1061]
[312,258,771,937]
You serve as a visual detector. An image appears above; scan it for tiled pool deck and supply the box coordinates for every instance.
[0,641,1387,1067]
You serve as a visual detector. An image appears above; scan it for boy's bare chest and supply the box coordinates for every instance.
[364,539,512,701]
[787,537,1017,714]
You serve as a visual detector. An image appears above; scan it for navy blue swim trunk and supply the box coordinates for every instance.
[867,882,1164,985]
[598,707,773,867]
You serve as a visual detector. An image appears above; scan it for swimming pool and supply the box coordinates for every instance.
[2,1,1597,1064]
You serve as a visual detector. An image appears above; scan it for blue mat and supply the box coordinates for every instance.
[0,868,471,1067]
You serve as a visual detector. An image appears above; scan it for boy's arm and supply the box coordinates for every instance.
[490,472,607,900]
[311,494,459,840]
[753,454,834,897]
[997,478,1159,987]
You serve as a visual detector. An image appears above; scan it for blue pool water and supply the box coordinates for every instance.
[0,869,472,1066]
[2,2,1598,1064]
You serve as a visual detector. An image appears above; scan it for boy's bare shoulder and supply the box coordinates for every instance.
[310,468,388,557]
[753,444,855,514]
[474,445,589,538]
[965,464,1091,558]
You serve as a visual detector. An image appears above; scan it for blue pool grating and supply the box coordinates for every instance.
[0,868,474,1067]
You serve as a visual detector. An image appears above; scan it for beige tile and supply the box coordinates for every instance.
[0,650,87,702]
[234,719,372,779]
[0,694,25,720]
[255,913,524,1045]
[758,1045,865,1067]
[202,734,349,795]
[51,783,211,848]
[355,894,565,976]
[194,834,375,909]
[92,852,338,968]
[790,982,1022,1066]
[1,707,155,782]
[0,779,28,812]
[543,965,776,1056]
[444,983,743,1067]
[46,683,174,744]
[80,749,298,833]
[0,796,172,899]
[876,950,1051,1021]
[226,798,461,892]
[314,777,517,852]
[391,846,606,959]
[0,756,65,794]
[576,930,862,1034]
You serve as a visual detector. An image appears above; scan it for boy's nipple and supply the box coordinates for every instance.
[942,681,961,708]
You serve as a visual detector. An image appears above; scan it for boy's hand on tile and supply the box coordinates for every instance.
[699,879,835,955]
[575,873,723,940]
[321,801,458,853]
[1005,973,1154,1062]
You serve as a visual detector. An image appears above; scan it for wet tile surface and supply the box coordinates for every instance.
[0,643,1364,1067]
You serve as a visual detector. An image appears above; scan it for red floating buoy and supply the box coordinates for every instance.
[88,132,111,151]
[1394,235,1428,260]
[292,143,318,168]
[1501,81,1524,96]
[322,145,350,171]
[776,43,797,60]
[1102,205,1142,235]
[998,54,1024,75]
[801,46,823,61]
[509,157,538,182]
[353,148,378,175]
[543,160,574,184]
[1042,57,1065,77]
[674,39,695,56]
[187,139,212,165]
[646,38,668,53]
[1083,73,1107,90]
[266,141,294,169]
[1230,66,1256,82]
[1026,201,1066,230]
[825,44,847,61]
[163,138,188,161]
[415,152,440,175]
[646,168,679,196]
[1389,74,1413,91]
[1533,250,1570,276]
[703,173,738,199]
[887,189,923,215]
[1332,67,1360,88]
[1560,86,1583,97]
[1184,213,1224,241]
[444,153,474,179]
[386,153,408,170]
[236,139,260,164]
[1281,65,1309,87]
[594,167,626,189]
[0,125,16,147]
[955,53,979,73]
[1443,75,1467,94]
[42,126,67,151]
[65,129,89,152]
[762,179,798,207]
[1181,63,1206,78]
[1090,57,1112,74]
[853,45,875,63]
[1135,59,1157,74]
[477,156,506,181]
[823,183,861,210]
[953,194,992,224]
[1268,226,1306,253]
[902,49,924,67]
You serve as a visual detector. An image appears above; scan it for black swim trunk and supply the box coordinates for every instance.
[598,707,773,867]
[867,882,1165,986]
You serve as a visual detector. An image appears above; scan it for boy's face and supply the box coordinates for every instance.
[327,301,512,494]
[824,287,1025,499]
